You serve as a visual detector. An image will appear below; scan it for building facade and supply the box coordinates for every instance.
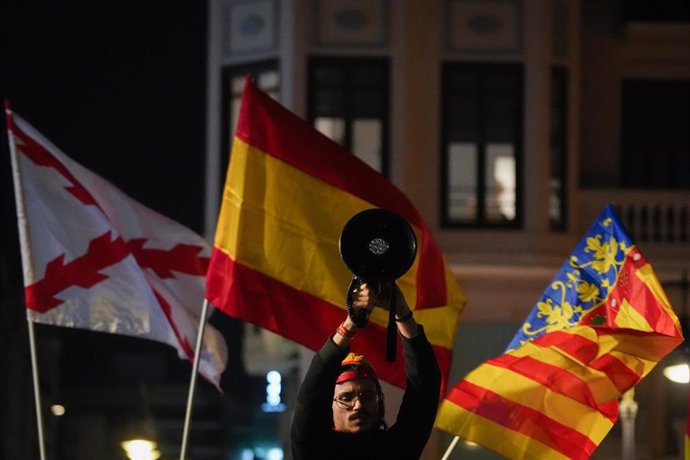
[206,1,689,458]
[1,1,688,459]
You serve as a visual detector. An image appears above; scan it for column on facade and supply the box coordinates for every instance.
[523,0,553,235]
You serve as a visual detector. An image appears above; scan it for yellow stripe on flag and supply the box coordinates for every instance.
[598,332,682,363]
[636,264,675,315]
[436,400,571,460]
[214,137,460,349]
[605,349,656,378]
[215,138,365,308]
[614,298,654,332]
[463,364,614,442]
[510,340,622,404]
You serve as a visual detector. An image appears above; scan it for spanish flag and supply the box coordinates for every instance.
[205,77,466,389]
[436,204,683,459]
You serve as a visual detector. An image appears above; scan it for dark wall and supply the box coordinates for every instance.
[0,1,208,458]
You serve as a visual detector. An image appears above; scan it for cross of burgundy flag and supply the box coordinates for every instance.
[6,103,227,389]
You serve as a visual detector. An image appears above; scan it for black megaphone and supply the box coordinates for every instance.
[339,208,417,362]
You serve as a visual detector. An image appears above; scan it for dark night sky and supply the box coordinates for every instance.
[0,1,209,234]
[0,2,226,456]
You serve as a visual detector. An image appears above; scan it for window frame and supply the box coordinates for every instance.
[307,56,391,177]
[620,78,690,190]
[441,62,524,229]
[220,60,280,180]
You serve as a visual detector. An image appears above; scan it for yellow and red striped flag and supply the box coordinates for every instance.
[436,204,684,459]
[205,77,466,389]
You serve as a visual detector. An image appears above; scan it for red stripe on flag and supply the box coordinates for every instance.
[534,330,643,395]
[534,330,599,363]
[235,81,418,225]
[206,248,452,391]
[233,80,448,310]
[614,249,679,336]
[446,379,600,460]
[489,354,619,422]
[589,353,641,393]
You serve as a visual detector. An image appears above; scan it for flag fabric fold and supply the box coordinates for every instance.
[205,77,466,389]
[435,204,683,460]
[6,104,227,389]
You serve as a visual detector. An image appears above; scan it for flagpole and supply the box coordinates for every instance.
[179,298,211,460]
[440,407,478,460]
[27,319,47,460]
[439,392,486,460]
[441,436,460,460]
[7,103,47,460]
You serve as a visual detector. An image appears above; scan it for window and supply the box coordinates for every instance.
[550,67,568,231]
[622,1,690,23]
[621,79,690,189]
[308,58,390,175]
[442,63,523,227]
[221,61,280,177]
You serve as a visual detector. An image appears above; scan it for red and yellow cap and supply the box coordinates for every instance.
[336,352,378,384]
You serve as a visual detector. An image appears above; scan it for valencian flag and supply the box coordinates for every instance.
[436,204,684,459]
[6,105,228,388]
[205,78,466,389]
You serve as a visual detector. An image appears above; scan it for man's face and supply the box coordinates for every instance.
[332,378,380,433]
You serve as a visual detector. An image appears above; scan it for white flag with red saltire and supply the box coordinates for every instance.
[6,104,227,389]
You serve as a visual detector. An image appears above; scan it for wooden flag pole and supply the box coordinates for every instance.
[27,319,47,460]
[179,298,211,460]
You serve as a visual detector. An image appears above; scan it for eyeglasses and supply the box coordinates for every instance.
[333,390,379,409]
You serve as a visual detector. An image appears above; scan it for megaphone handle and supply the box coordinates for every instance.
[385,289,397,362]
[346,276,370,328]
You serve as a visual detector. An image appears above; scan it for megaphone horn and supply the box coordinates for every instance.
[339,208,417,363]
[339,208,417,284]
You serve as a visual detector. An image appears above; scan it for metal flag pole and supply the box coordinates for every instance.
[441,436,461,460]
[179,298,211,460]
[7,103,47,460]
[27,319,47,460]
[440,402,478,460]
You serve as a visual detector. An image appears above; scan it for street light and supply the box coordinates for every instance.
[50,404,66,416]
[663,316,689,384]
[663,314,689,383]
[121,439,161,460]
[664,362,690,384]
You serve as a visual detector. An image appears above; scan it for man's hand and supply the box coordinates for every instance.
[352,283,377,314]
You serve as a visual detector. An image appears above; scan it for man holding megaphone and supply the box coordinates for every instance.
[290,281,441,460]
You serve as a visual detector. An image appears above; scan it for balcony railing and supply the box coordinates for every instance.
[579,189,690,244]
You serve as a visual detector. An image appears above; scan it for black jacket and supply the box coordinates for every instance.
[291,327,441,460]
